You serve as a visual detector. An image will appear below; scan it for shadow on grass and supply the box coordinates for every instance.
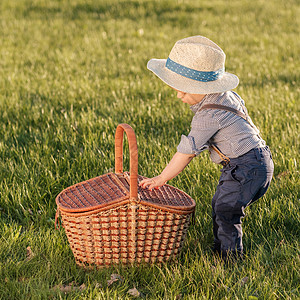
[22,1,214,23]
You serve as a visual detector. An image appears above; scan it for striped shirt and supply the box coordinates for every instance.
[177,91,266,164]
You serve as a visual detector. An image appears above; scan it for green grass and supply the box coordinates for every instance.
[0,0,299,299]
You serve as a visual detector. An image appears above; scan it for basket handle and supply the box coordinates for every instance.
[115,123,138,200]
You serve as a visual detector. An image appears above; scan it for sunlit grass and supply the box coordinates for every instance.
[0,0,299,299]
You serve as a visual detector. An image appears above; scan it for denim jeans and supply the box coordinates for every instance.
[212,146,274,254]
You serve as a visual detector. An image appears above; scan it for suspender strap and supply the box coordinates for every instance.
[210,144,230,166]
[199,96,260,165]
[200,104,248,121]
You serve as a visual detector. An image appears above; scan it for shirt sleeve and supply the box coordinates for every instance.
[177,112,220,156]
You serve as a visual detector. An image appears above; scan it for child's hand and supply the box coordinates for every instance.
[139,152,194,191]
[139,175,166,191]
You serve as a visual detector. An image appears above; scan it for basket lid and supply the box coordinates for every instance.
[56,124,195,214]
[56,172,195,214]
[121,172,195,211]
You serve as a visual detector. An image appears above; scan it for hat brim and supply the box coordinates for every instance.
[147,59,239,94]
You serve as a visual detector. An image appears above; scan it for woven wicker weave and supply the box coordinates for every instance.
[55,124,196,267]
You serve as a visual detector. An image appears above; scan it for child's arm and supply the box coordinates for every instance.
[139,152,195,190]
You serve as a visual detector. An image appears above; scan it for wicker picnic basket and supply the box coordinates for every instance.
[55,123,196,267]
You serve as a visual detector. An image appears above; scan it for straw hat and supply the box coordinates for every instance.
[147,36,239,94]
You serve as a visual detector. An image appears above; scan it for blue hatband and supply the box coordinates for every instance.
[166,57,224,82]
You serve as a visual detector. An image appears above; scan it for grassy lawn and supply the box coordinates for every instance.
[0,0,299,299]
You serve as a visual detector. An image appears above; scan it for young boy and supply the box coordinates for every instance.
[139,36,274,259]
